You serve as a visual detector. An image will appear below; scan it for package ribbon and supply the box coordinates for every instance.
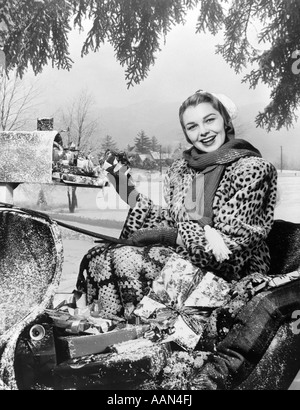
[161,305,208,334]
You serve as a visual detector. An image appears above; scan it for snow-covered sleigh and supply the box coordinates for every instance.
[0,204,300,390]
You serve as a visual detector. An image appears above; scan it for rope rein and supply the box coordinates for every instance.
[0,203,130,245]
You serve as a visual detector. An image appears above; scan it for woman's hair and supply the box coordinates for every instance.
[179,91,234,142]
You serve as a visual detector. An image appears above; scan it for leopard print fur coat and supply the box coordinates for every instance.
[77,156,278,322]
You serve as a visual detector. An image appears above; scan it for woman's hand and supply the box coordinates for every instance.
[103,151,138,207]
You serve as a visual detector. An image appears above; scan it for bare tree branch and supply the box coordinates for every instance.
[58,88,101,155]
[0,71,40,130]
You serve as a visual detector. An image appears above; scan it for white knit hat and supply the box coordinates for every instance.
[195,90,238,120]
[212,93,238,120]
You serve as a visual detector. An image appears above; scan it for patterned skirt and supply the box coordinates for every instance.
[76,242,260,340]
[76,243,175,316]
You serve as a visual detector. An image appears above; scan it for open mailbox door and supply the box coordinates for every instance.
[0,130,108,193]
[0,131,56,184]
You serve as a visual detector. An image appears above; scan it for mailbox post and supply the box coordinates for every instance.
[0,183,16,204]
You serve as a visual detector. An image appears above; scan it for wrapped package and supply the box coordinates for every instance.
[56,324,150,361]
[134,254,231,351]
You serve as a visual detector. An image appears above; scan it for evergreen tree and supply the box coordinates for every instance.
[150,136,160,152]
[134,130,152,154]
[195,0,300,130]
[126,144,134,153]
[101,135,118,152]
[36,188,47,209]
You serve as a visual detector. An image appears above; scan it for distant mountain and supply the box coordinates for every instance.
[98,100,182,147]
[98,100,300,170]
[236,103,300,170]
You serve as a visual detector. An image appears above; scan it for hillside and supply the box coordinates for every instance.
[236,103,300,170]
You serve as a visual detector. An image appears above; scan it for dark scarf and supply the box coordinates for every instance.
[183,139,262,226]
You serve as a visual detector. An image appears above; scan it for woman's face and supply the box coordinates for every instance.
[182,102,226,152]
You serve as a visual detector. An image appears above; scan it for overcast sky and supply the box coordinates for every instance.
[29,9,271,120]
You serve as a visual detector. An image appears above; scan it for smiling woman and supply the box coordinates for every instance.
[183,102,226,151]
[179,91,238,148]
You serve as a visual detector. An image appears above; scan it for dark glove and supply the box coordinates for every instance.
[104,150,139,208]
[128,227,178,247]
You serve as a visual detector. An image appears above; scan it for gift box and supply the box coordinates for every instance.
[55,324,150,362]
[134,254,231,351]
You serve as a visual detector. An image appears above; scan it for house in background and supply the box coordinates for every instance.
[127,147,174,170]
